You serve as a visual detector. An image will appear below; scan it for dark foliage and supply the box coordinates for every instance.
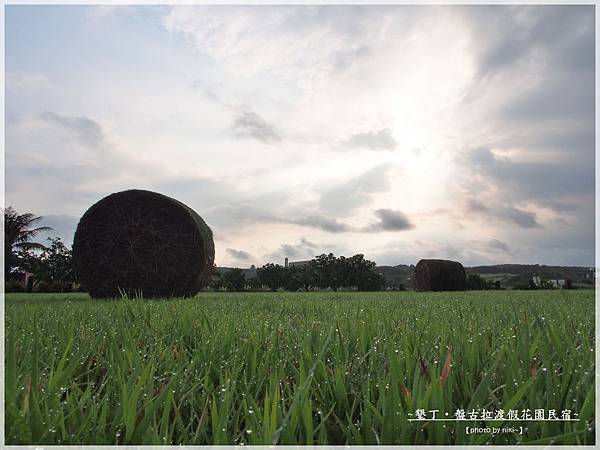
[72,190,215,298]
[223,268,246,291]
[466,274,504,290]
[18,237,74,284]
[256,263,287,291]
[3,207,51,279]
[253,253,385,291]
[5,279,26,293]
[414,259,467,291]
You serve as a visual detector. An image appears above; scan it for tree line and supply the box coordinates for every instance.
[209,253,385,292]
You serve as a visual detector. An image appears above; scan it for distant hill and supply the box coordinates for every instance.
[467,264,593,275]
[373,264,414,289]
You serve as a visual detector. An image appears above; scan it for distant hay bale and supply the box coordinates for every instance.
[413,259,466,291]
[73,189,215,298]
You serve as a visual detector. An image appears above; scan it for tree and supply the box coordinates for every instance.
[256,263,286,291]
[343,254,383,291]
[357,270,385,291]
[208,265,225,290]
[253,253,385,292]
[283,265,308,291]
[466,274,488,290]
[223,268,246,291]
[312,253,340,289]
[18,237,74,284]
[40,237,73,283]
[3,207,51,278]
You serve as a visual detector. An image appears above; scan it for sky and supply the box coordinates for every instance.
[5,5,596,267]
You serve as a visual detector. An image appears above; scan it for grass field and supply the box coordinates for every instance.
[4,290,595,445]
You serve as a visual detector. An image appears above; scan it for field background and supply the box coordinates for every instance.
[4,290,595,445]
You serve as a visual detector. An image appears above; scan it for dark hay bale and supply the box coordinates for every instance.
[73,189,215,298]
[413,259,466,291]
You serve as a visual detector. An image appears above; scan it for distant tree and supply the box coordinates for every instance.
[357,270,385,291]
[305,253,383,291]
[312,253,340,289]
[223,268,246,291]
[254,253,385,292]
[256,263,286,291]
[283,265,310,291]
[41,237,74,283]
[18,237,74,284]
[208,265,225,290]
[466,274,488,290]
[466,274,503,290]
[3,207,52,278]
[344,254,383,291]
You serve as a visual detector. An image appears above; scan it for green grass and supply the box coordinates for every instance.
[4,290,595,445]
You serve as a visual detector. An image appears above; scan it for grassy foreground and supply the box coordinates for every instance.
[4,290,595,445]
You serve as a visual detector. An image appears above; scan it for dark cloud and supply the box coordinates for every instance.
[226,248,254,261]
[463,6,594,78]
[466,198,489,212]
[459,5,594,218]
[320,164,392,216]
[204,203,354,233]
[40,111,105,147]
[273,238,318,261]
[343,128,398,151]
[468,147,593,200]
[462,194,543,229]
[231,110,281,144]
[489,239,510,253]
[364,209,414,232]
[460,6,594,189]
[279,245,309,260]
[498,207,542,229]
[501,71,593,123]
[455,6,594,257]
[289,215,352,233]
[267,238,348,263]
[517,124,595,154]
[203,201,357,235]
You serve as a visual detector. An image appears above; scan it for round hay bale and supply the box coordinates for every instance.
[413,259,466,291]
[73,189,215,298]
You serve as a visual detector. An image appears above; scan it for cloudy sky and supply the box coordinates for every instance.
[5,5,595,267]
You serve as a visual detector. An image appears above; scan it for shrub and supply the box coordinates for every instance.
[48,282,72,293]
[35,280,51,293]
[5,280,25,293]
